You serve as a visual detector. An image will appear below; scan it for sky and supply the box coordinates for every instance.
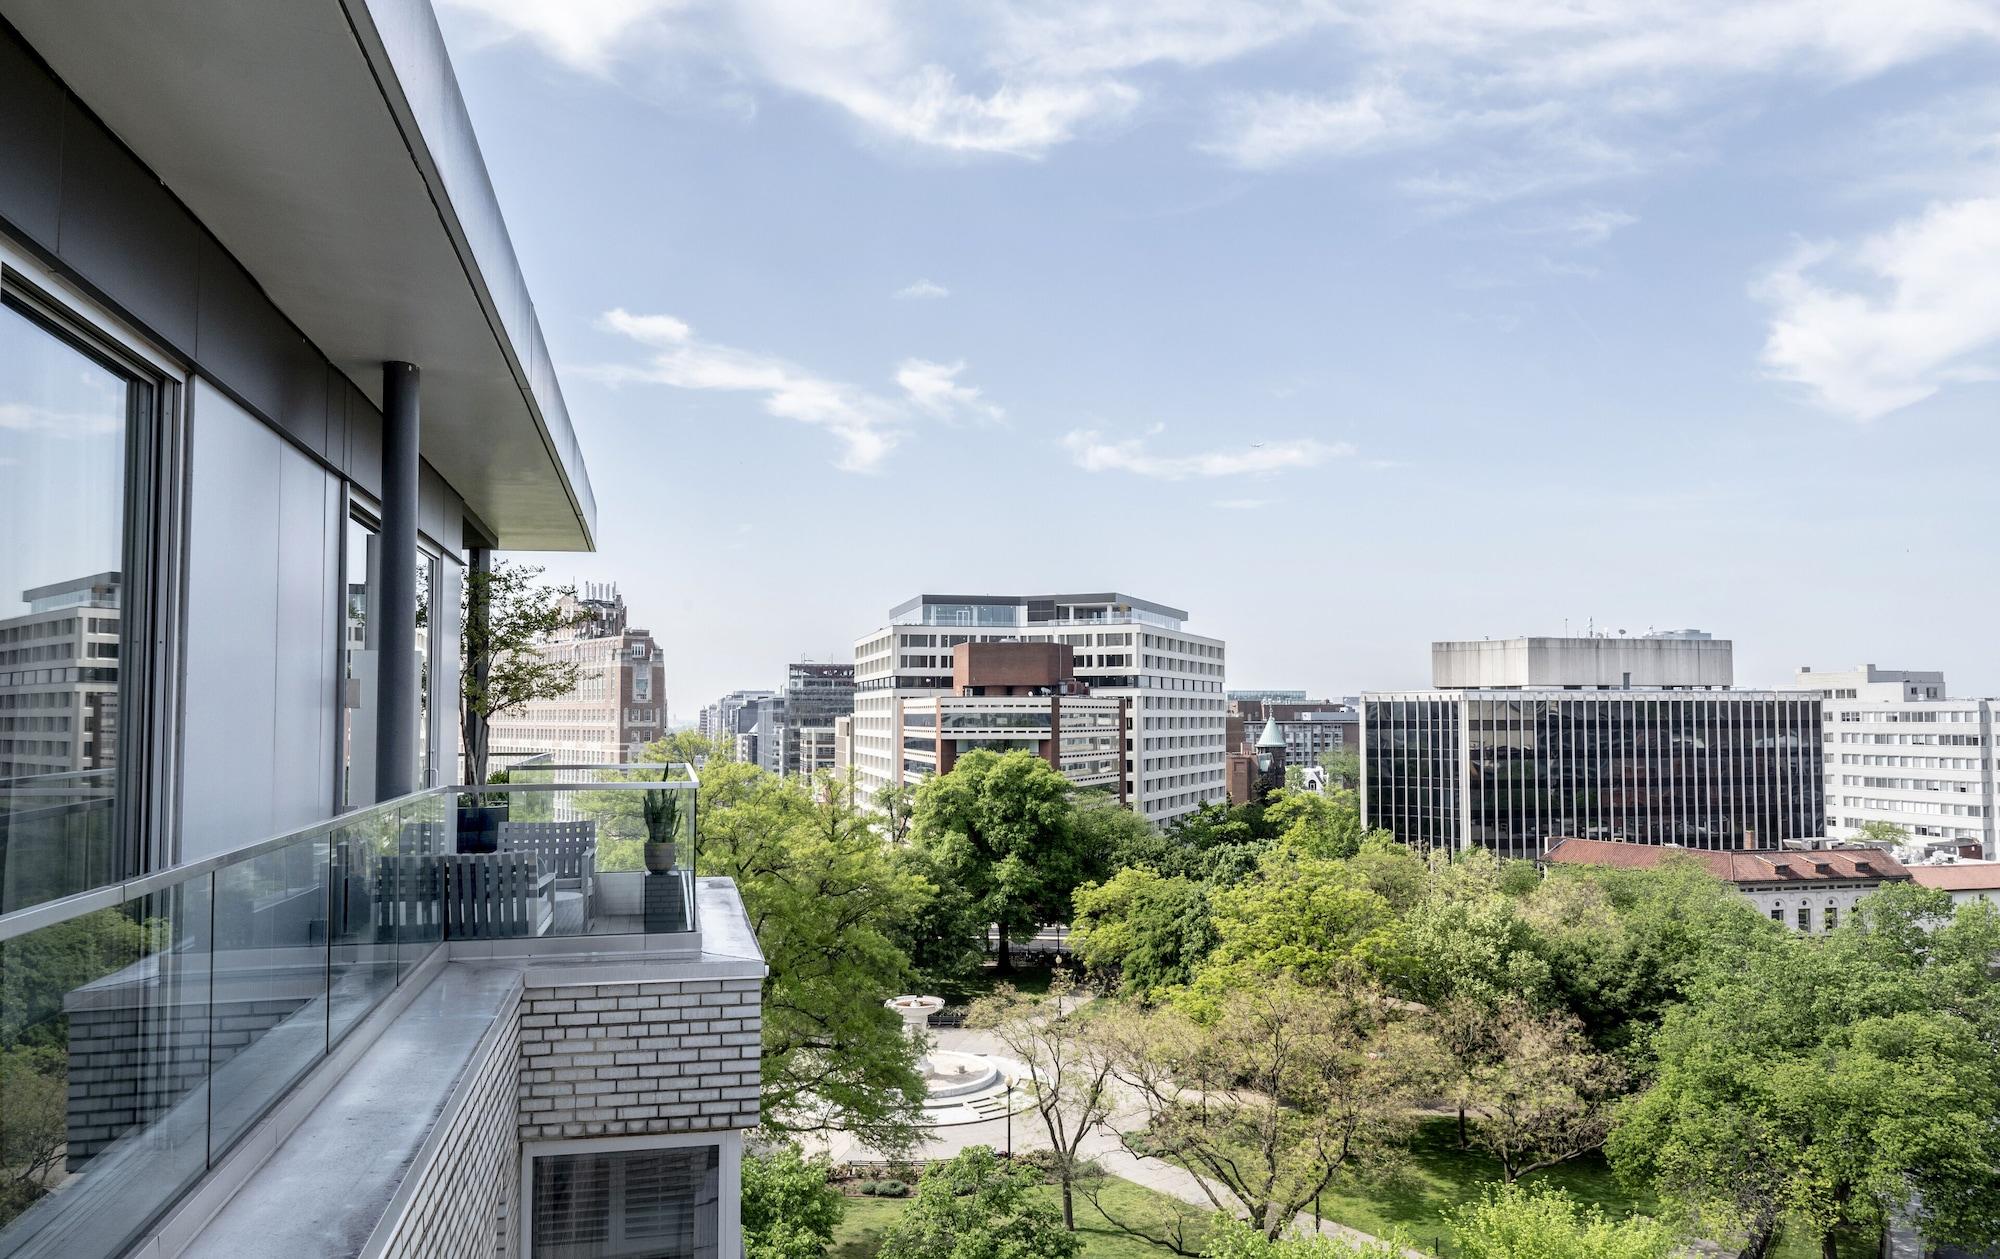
[430,0,2000,720]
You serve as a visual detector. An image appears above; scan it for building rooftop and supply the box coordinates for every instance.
[1909,863,2000,892]
[1544,837,1910,883]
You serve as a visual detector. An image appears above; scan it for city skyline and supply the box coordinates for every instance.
[432,2,2000,714]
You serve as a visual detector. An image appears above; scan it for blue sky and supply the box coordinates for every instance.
[433,0,2000,717]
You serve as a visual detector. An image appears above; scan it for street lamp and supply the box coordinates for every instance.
[1004,1081,1014,1158]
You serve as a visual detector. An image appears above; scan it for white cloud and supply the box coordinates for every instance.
[895,279,950,299]
[1202,83,1430,168]
[1756,196,2000,421]
[1062,429,1353,478]
[440,0,2000,197]
[597,308,1002,470]
[895,358,1004,422]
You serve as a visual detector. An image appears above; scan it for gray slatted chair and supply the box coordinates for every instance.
[437,852,554,939]
[374,853,442,940]
[497,820,596,931]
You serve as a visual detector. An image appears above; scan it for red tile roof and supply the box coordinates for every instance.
[1542,837,1910,884]
[1909,864,2000,892]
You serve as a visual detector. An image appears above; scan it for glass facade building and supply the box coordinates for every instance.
[1363,691,1824,857]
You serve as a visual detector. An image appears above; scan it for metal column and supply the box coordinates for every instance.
[376,361,420,800]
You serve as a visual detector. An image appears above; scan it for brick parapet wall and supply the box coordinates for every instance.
[374,1003,524,1259]
[517,976,762,1142]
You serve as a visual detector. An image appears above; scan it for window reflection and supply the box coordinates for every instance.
[0,299,141,910]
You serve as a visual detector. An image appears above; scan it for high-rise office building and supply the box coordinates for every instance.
[487,583,666,767]
[0,573,121,779]
[847,593,1226,824]
[1363,633,1823,857]
[779,662,855,779]
[698,688,777,755]
[896,642,1127,798]
[1798,664,1996,857]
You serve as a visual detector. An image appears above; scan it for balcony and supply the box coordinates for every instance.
[0,761,751,1259]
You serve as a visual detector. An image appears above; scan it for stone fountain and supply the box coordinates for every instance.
[882,994,1022,1127]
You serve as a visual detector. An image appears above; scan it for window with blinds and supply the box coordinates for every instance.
[531,1145,720,1258]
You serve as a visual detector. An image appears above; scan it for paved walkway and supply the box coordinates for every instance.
[813,1021,1420,1255]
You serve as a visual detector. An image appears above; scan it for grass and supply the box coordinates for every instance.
[827,1120,1879,1259]
[829,1172,1208,1259]
[1309,1116,1873,1259]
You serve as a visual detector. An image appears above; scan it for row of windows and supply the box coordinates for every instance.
[1837,732,1986,746]
[1836,796,1990,817]
[1839,775,1978,792]
[1836,753,1989,770]
[1834,709,1984,723]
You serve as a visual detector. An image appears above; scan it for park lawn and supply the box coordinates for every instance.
[829,1173,1209,1259]
[1313,1116,1873,1259]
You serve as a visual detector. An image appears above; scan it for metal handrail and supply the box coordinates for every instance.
[0,764,699,943]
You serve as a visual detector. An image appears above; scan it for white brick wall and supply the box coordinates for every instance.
[517,977,762,1142]
[377,1005,524,1259]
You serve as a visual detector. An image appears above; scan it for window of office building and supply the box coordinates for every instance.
[529,1143,720,1258]
[1,280,168,910]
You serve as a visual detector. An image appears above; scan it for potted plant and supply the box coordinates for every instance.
[642,772,683,874]
[455,768,510,854]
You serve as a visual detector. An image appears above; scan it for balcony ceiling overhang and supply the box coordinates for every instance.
[0,0,595,550]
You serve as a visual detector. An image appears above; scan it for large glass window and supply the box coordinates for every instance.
[0,296,152,910]
[532,1145,720,1259]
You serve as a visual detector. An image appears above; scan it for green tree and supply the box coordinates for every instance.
[884,840,989,1001]
[1610,917,2000,1258]
[909,750,1110,970]
[1465,1002,1623,1182]
[1317,747,1360,792]
[742,1145,844,1259]
[1854,819,1910,847]
[1263,787,1383,862]
[1200,1218,1408,1258]
[1102,978,1417,1240]
[1447,1184,1678,1259]
[458,561,593,786]
[1525,857,1780,1055]
[879,1146,1082,1259]
[1394,862,1553,1146]
[1189,846,1402,1004]
[969,970,1118,1231]
[1070,867,1216,1002]
[698,768,931,1152]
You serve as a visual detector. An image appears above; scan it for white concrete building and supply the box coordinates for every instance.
[1798,665,1996,858]
[848,593,1226,824]
[1433,629,1732,691]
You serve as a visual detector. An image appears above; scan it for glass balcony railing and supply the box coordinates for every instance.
[0,761,698,1258]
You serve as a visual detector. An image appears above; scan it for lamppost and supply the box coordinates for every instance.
[1004,1081,1014,1158]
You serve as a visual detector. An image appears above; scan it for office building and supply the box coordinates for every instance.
[1544,837,1910,933]
[1798,664,1997,857]
[1362,633,1823,856]
[897,642,1127,798]
[848,593,1226,824]
[698,688,776,756]
[779,661,855,779]
[487,583,665,769]
[0,8,758,1259]
[0,572,121,779]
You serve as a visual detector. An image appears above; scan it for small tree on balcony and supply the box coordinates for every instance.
[460,560,593,785]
